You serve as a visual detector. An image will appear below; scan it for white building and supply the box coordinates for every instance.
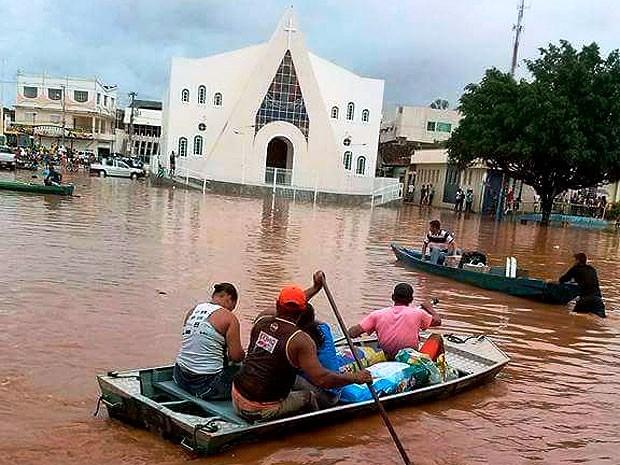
[160,9,396,198]
[12,73,117,156]
[380,105,461,147]
[114,99,162,164]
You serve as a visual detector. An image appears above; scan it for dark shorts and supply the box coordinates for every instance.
[173,363,239,400]
[574,295,606,318]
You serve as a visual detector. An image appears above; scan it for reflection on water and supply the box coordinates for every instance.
[0,172,618,465]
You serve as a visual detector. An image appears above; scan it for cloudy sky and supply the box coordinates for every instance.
[1,0,619,111]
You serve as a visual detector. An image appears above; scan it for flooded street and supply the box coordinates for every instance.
[1,172,619,465]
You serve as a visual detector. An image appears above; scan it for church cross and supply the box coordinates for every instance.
[284,15,296,49]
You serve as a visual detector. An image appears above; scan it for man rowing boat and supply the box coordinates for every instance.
[559,253,606,318]
[232,272,372,421]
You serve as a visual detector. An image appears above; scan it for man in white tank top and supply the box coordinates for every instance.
[173,283,245,400]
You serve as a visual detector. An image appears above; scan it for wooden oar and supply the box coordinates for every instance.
[321,276,412,465]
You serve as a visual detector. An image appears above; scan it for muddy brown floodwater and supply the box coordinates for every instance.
[1,172,619,465]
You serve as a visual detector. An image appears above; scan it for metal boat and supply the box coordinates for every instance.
[391,243,580,304]
[0,179,74,196]
[96,333,509,455]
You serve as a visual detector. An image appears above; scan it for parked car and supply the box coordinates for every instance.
[0,146,16,170]
[89,158,145,179]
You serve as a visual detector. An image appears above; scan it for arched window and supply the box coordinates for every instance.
[331,106,339,119]
[343,151,352,170]
[198,85,206,104]
[213,92,222,106]
[181,88,190,103]
[193,135,203,155]
[356,156,366,175]
[362,109,370,122]
[346,102,355,121]
[178,137,188,157]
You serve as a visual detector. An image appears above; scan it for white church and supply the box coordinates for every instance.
[160,9,399,199]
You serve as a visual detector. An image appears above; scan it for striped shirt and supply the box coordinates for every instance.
[424,229,454,250]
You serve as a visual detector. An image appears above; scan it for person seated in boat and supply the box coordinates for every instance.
[558,253,606,318]
[173,283,245,400]
[347,283,441,360]
[44,163,62,186]
[232,272,372,422]
[296,303,342,408]
[421,219,456,264]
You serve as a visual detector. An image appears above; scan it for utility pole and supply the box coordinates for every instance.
[0,59,5,137]
[127,91,137,156]
[510,0,526,76]
[60,83,67,148]
[497,0,527,221]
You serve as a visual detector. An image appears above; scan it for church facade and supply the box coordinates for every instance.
[160,9,392,197]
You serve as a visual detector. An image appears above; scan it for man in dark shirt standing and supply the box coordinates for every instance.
[559,253,605,318]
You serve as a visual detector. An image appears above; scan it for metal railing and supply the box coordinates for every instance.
[371,182,404,207]
[264,167,292,187]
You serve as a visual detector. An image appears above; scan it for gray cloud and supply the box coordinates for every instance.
[1,0,619,110]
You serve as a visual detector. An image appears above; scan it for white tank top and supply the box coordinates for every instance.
[175,303,226,375]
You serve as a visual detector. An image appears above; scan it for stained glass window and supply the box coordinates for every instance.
[255,51,309,139]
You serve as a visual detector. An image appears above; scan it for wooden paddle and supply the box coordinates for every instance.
[321,276,412,465]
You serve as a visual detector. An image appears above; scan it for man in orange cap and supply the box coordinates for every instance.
[232,271,372,421]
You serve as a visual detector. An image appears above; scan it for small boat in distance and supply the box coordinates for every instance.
[0,179,74,196]
[96,333,509,455]
[391,243,580,305]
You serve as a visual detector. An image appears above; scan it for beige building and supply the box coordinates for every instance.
[380,105,461,147]
[11,73,117,156]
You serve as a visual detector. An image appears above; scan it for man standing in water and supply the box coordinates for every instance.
[169,150,177,177]
[559,253,606,318]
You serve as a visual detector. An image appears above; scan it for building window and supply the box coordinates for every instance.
[343,151,352,170]
[48,88,62,100]
[213,92,222,106]
[24,86,37,98]
[178,137,188,157]
[198,123,206,131]
[331,106,339,119]
[50,114,61,124]
[193,135,203,155]
[361,109,370,122]
[97,93,101,104]
[25,112,37,123]
[198,85,206,104]
[74,90,88,103]
[104,95,108,106]
[436,122,452,133]
[343,137,351,146]
[356,156,366,175]
[346,102,355,121]
[181,88,190,103]
[426,121,436,131]
[111,97,115,108]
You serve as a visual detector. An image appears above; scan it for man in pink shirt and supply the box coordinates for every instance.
[348,283,441,359]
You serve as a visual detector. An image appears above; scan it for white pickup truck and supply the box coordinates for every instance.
[0,146,16,170]
[89,158,145,179]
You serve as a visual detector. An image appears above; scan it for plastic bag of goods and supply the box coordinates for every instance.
[395,348,442,385]
[337,346,386,373]
[339,361,417,403]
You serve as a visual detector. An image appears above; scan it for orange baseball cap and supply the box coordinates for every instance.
[277,286,307,312]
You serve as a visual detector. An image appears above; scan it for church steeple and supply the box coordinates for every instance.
[270,6,300,50]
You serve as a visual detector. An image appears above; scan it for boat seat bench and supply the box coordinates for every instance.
[153,380,247,425]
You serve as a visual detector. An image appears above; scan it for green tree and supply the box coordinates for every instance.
[447,41,620,225]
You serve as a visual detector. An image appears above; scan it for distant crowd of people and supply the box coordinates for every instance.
[12,145,95,172]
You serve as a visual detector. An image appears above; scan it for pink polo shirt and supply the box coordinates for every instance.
[359,305,433,358]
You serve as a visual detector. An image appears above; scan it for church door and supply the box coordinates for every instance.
[265,137,293,185]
